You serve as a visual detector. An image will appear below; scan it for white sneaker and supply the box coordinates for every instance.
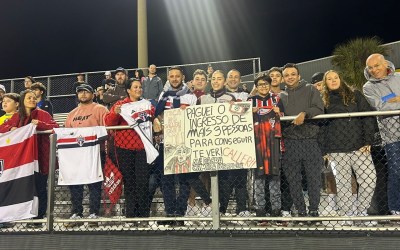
[64,213,83,228]
[87,213,98,227]
[201,206,212,217]
[237,211,251,225]
[238,210,251,217]
[281,211,291,217]
[390,210,400,224]
[391,210,400,215]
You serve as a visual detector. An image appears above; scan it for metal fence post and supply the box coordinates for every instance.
[47,77,51,99]
[11,79,15,93]
[253,59,256,79]
[257,57,261,73]
[46,133,57,232]
[210,171,220,229]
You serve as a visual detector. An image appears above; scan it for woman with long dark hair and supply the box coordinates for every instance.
[0,90,58,228]
[320,70,377,226]
[134,69,145,83]
[104,78,155,227]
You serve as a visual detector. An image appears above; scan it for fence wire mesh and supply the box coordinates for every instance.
[1,112,400,233]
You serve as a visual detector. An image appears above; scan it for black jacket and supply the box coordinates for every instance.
[280,80,324,139]
[320,90,378,154]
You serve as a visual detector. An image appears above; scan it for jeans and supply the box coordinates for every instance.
[116,148,150,218]
[219,169,248,214]
[384,141,400,211]
[69,181,103,216]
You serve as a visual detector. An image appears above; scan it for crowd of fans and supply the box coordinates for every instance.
[0,53,399,229]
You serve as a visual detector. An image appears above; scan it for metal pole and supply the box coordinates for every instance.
[46,133,57,232]
[137,0,148,69]
[257,57,261,73]
[47,77,51,100]
[210,171,220,229]
[252,59,256,79]
[11,80,15,93]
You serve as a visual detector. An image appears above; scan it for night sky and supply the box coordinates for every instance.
[0,0,399,79]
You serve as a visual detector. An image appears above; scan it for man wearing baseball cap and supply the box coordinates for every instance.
[0,84,6,117]
[102,71,115,90]
[103,67,128,107]
[311,72,324,92]
[63,83,109,227]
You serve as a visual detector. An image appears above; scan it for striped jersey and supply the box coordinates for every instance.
[54,126,107,185]
[120,99,159,164]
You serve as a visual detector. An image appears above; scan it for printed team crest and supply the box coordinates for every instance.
[76,135,85,147]
[229,103,251,115]
[132,110,150,123]
[138,111,148,121]
[0,159,4,177]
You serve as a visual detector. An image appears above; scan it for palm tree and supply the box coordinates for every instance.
[331,37,388,90]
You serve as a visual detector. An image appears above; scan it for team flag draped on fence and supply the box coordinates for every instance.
[102,156,123,213]
[0,124,39,223]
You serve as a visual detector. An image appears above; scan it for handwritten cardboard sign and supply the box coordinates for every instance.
[163,102,256,174]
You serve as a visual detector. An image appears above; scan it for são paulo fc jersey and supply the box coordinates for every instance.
[54,126,107,185]
[120,99,159,164]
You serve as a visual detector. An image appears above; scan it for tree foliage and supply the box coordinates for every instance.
[331,37,388,90]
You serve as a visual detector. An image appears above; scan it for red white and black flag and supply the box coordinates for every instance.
[0,124,39,223]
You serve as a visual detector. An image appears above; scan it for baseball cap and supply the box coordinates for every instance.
[311,72,324,84]
[104,71,111,76]
[96,86,105,92]
[76,84,94,93]
[115,67,127,75]
[0,84,5,93]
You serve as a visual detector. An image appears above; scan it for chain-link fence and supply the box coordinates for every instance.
[2,110,400,233]
[0,58,260,114]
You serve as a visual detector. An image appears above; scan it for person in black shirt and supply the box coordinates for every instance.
[31,82,53,116]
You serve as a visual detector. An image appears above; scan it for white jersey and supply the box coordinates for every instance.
[230,92,249,102]
[120,100,159,164]
[179,93,197,106]
[54,126,107,185]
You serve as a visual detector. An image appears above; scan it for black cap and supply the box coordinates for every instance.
[115,67,127,75]
[76,84,94,93]
[311,72,324,84]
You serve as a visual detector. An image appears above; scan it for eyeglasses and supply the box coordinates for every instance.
[257,83,269,88]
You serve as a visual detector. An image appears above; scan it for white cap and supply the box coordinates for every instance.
[104,71,111,76]
[0,84,5,93]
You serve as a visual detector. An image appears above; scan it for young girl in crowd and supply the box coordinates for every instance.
[320,70,377,226]
[0,90,59,228]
